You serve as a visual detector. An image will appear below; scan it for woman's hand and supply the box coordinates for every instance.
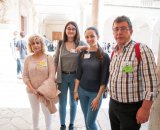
[74,91,79,103]
[76,46,88,53]
[54,77,57,83]
[32,88,38,94]
[91,97,100,111]
[27,87,37,94]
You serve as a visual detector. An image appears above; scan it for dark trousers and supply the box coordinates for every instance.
[109,98,142,130]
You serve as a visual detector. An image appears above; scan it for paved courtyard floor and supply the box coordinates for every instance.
[0,50,148,130]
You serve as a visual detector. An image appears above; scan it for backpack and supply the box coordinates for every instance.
[103,43,141,99]
[111,43,141,64]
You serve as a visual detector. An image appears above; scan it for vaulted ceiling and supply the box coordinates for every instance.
[32,0,91,24]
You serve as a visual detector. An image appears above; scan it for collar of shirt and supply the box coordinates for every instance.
[114,39,132,53]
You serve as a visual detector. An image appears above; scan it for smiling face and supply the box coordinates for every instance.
[112,21,133,47]
[31,38,43,53]
[65,24,77,39]
[28,35,45,54]
[84,29,99,47]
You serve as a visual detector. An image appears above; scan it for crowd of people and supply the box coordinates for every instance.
[9,15,159,130]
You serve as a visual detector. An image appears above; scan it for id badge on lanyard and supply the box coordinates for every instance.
[84,53,90,59]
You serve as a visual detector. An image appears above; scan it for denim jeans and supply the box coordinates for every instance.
[58,73,77,125]
[78,86,102,130]
[20,58,25,73]
[17,58,25,75]
[17,58,21,75]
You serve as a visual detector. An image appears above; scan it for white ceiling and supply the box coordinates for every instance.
[32,0,91,24]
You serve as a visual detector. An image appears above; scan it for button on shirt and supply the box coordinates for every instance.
[109,40,158,103]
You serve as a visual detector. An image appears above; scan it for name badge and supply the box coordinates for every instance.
[37,61,47,67]
[122,65,133,73]
[70,49,77,53]
[84,53,90,59]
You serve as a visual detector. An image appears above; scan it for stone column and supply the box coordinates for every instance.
[78,0,87,41]
[91,0,104,43]
[92,0,104,27]
[148,42,160,130]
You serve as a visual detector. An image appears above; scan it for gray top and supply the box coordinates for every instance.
[54,40,85,83]
[61,45,78,72]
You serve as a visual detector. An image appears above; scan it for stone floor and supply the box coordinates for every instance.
[0,52,148,130]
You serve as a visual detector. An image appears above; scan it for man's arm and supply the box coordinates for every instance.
[136,44,158,124]
[136,100,153,124]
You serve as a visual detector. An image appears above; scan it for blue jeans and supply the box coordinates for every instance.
[17,58,21,75]
[78,87,102,130]
[17,58,25,75]
[58,73,77,125]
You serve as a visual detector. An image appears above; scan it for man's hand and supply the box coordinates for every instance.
[136,107,150,124]
[136,100,153,124]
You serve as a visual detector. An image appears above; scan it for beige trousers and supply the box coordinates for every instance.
[148,67,160,130]
[148,93,160,130]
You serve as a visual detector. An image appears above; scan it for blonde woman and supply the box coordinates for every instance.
[22,34,55,130]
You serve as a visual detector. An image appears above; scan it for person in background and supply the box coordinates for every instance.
[74,27,110,130]
[111,42,116,51]
[10,31,21,78]
[107,43,111,53]
[43,35,54,52]
[16,31,27,78]
[54,21,86,130]
[23,34,55,130]
[10,31,19,59]
[148,55,160,130]
[108,15,158,130]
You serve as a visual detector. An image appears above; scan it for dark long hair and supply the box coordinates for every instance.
[84,26,104,63]
[63,21,80,47]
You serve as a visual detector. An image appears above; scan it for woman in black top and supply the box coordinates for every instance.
[74,27,110,130]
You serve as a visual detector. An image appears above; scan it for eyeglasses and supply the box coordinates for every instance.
[66,27,76,31]
[112,27,130,33]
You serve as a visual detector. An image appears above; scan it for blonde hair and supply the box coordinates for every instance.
[28,34,45,53]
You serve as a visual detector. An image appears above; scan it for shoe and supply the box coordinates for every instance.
[17,74,22,79]
[60,124,66,130]
[69,124,74,130]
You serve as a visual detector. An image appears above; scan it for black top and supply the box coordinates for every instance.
[76,50,110,92]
